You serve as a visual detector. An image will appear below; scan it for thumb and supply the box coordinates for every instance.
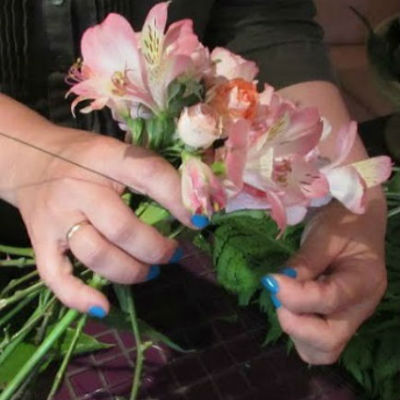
[286,220,344,281]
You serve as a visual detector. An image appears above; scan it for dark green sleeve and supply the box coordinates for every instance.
[204,0,336,89]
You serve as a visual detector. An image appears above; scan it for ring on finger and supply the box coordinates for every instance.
[66,220,91,242]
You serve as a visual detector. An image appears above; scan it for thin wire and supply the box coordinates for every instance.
[0,130,128,188]
[0,130,208,261]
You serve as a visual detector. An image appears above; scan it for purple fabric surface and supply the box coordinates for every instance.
[54,244,359,400]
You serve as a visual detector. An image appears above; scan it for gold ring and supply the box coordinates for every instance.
[66,220,91,242]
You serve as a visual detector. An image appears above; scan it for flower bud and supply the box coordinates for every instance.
[177,104,221,149]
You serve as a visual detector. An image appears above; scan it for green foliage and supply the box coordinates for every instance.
[0,329,111,388]
[213,212,297,306]
[212,210,300,313]
[212,210,400,400]
[167,78,204,117]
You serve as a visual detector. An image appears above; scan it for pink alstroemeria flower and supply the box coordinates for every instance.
[209,47,259,83]
[181,156,227,217]
[68,3,210,117]
[67,13,153,117]
[316,121,392,213]
[219,108,329,231]
[139,2,210,110]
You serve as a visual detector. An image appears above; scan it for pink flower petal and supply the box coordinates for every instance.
[286,205,308,225]
[266,190,287,232]
[225,190,270,213]
[327,121,357,168]
[81,13,141,77]
[273,107,323,157]
[291,156,329,199]
[164,19,199,56]
[351,156,392,188]
[211,47,259,81]
[225,119,250,191]
[326,165,367,214]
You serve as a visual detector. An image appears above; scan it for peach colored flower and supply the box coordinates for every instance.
[209,78,259,121]
[177,104,222,149]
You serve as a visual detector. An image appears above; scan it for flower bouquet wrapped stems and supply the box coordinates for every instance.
[0,2,393,400]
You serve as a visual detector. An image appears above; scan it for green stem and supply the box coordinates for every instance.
[46,314,88,400]
[0,245,34,258]
[0,309,78,400]
[388,206,400,218]
[0,274,104,400]
[168,224,185,239]
[1,270,38,296]
[124,287,144,400]
[34,300,57,345]
[0,258,36,268]
[0,295,56,355]
[0,281,44,311]
[0,292,38,329]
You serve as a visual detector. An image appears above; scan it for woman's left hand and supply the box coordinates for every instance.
[261,192,387,365]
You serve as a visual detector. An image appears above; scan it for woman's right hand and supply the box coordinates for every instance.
[0,96,194,316]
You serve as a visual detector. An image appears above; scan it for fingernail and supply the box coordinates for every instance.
[168,247,183,264]
[260,275,279,294]
[146,265,160,281]
[279,267,297,279]
[190,214,210,229]
[270,294,282,308]
[88,306,107,319]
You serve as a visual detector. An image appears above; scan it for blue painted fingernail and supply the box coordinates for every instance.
[146,265,160,281]
[168,247,183,264]
[190,214,210,229]
[88,306,107,319]
[279,267,297,279]
[270,294,282,308]
[261,275,279,294]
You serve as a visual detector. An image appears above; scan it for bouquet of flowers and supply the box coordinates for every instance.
[0,3,393,400]
[67,3,390,229]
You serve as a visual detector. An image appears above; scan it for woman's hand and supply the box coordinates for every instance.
[0,95,194,316]
[262,192,387,364]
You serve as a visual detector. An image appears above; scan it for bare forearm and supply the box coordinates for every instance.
[0,94,67,205]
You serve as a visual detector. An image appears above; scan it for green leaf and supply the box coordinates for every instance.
[145,114,175,150]
[0,342,36,388]
[213,214,297,306]
[138,320,193,353]
[136,202,170,225]
[0,330,111,388]
[126,117,145,146]
[192,233,212,256]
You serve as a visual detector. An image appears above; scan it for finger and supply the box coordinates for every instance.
[264,262,374,314]
[286,234,341,282]
[111,145,193,226]
[81,187,180,265]
[67,221,151,284]
[34,238,110,316]
[276,307,360,365]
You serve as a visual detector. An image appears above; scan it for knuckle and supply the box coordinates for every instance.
[321,293,339,315]
[279,317,297,337]
[133,158,173,194]
[82,242,105,267]
[107,221,133,244]
[318,351,341,365]
[147,240,173,264]
[318,335,346,355]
